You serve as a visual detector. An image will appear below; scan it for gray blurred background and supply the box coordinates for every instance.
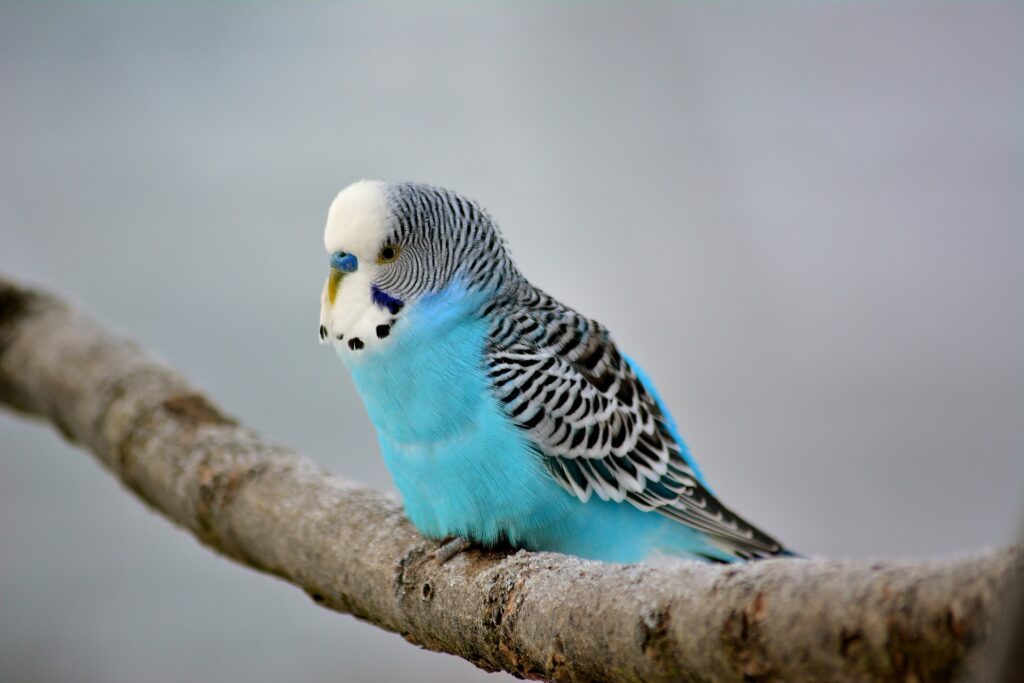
[1,3,1022,682]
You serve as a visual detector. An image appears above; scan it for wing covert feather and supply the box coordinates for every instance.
[484,288,787,559]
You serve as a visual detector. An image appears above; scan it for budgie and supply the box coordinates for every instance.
[318,180,794,563]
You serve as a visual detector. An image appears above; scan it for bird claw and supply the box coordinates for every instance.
[430,536,474,565]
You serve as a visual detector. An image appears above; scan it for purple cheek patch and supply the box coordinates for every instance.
[371,284,404,315]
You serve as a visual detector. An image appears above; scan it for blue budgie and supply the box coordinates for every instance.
[318,180,794,563]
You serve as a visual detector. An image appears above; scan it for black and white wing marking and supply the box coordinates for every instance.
[485,298,787,560]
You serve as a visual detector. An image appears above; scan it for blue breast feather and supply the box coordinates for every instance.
[343,285,734,563]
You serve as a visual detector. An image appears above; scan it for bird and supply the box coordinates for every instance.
[318,180,795,563]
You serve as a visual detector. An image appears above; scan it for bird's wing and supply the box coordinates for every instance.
[485,296,786,560]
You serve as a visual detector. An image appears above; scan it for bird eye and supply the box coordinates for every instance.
[377,245,400,263]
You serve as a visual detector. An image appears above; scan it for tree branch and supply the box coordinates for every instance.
[0,274,1018,683]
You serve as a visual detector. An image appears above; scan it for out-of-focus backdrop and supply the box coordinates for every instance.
[1,3,1021,682]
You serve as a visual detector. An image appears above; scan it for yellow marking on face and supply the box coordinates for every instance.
[328,269,344,305]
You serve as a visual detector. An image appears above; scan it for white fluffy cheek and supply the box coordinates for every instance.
[318,267,395,355]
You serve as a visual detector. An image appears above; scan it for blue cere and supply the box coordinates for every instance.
[330,252,359,273]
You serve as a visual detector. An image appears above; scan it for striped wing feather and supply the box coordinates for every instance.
[485,293,785,559]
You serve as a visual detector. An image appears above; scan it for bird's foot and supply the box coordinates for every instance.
[430,536,474,565]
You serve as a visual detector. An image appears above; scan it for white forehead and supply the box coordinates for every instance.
[323,180,389,254]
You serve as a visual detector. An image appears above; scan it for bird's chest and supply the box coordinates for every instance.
[343,304,572,543]
[345,306,492,446]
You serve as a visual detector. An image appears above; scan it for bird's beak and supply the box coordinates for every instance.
[327,268,344,305]
[326,252,359,305]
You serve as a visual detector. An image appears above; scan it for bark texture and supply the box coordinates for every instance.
[0,274,1019,683]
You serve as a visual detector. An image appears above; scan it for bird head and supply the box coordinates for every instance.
[318,180,515,356]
